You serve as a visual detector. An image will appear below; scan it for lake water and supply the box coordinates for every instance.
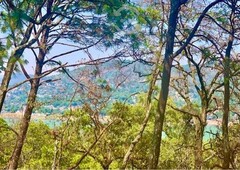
[4,118,62,129]
[161,125,221,141]
[204,125,221,140]
[4,118,221,140]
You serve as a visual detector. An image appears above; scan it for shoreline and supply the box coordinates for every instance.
[207,119,222,126]
[2,113,236,127]
[0,112,62,120]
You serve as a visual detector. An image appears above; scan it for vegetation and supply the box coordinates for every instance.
[0,0,240,169]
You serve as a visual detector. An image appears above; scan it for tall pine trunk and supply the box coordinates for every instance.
[0,56,17,110]
[149,1,182,168]
[194,122,204,169]
[0,48,26,111]
[0,23,34,112]
[121,47,162,169]
[222,35,233,169]
[7,76,41,169]
[194,113,206,170]
[7,26,48,169]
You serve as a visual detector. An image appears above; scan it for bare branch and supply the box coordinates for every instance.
[68,119,119,170]
[173,0,224,58]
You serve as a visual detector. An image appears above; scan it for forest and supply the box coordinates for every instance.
[0,0,240,169]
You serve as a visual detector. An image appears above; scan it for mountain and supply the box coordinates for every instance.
[1,60,220,114]
[0,72,30,86]
[2,60,151,114]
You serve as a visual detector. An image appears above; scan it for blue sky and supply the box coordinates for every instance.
[23,44,114,75]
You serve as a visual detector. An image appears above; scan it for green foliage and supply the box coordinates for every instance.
[0,119,16,168]
[159,101,195,169]
[19,122,54,169]
[0,120,55,169]
[1,95,238,169]
[206,124,240,168]
[202,48,212,58]
[53,100,154,169]
[0,42,7,71]
[1,0,240,169]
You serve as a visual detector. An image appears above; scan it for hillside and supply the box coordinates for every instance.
[1,61,220,115]
[2,60,151,114]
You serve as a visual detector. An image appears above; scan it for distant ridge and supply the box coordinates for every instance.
[2,60,151,114]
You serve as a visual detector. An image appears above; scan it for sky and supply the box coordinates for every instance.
[0,33,114,76]
[22,43,104,75]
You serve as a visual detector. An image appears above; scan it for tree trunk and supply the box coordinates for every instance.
[222,35,233,169]
[7,76,41,169]
[149,1,181,169]
[0,49,25,111]
[0,56,17,111]
[194,98,208,169]
[52,139,60,170]
[121,52,161,169]
[7,26,48,169]
[0,21,34,112]
[194,117,205,169]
